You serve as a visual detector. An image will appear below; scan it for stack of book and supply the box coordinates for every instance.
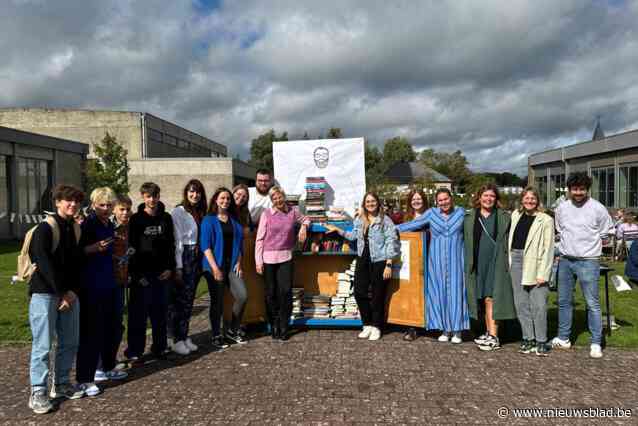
[303,294,331,318]
[291,287,304,319]
[286,194,301,208]
[331,260,359,319]
[326,206,348,221]
[305,177,327,222]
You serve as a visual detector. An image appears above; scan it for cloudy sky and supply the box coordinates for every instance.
[2,0,638,175]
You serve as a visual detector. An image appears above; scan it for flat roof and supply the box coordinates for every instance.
[0,126,88,154]
[529,127,638,166]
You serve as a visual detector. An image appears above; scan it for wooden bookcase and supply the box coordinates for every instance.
[225,230,426,328]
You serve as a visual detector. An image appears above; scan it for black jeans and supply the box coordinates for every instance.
[76,286,123,382]
[263,260,293,334]
[125,277,168,358]
[203,263,248,336]
[354,254,388,328]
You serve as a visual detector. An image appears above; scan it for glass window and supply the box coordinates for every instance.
[535,175,548,206]
[0,155,8,215]
[17,158,51,214]
[549,173,565,207]
[619,164,638,208]
[591,166,615,207]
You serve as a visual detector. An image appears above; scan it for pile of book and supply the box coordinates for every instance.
[305,177,327,222]
[331,260,359,319]
[303,294,331,318]
[326,206,348,221]
[291,287,304,319]
[286,194,301,208]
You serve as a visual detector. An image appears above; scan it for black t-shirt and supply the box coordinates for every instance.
[512,213,536,250]
[220,218,234,269]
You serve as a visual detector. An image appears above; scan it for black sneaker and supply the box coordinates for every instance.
[211,335,229,350]
[518,339,536,354]
[535,341,550,357]
[226,330,247,345]
[478,335,501,351]
[403,328,418,342]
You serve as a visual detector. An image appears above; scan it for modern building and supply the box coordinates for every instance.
[0,126,88,238]
[385,161,453,190]
[0,108,256,208]
[528,122,638,209]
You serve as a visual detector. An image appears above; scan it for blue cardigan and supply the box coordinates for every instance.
[200,214,244,273]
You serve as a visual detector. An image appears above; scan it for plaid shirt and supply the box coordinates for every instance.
[112,220,130,286]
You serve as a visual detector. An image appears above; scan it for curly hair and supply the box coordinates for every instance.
[566,172,592,190]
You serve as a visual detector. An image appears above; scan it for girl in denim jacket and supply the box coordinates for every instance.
[327,192,400,340]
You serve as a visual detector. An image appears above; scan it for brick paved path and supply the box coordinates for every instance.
[1,296,637,424]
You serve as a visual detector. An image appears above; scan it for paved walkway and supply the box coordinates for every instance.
[1,296,637,424]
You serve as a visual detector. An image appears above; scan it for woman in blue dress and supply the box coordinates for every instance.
[397,188,469,343]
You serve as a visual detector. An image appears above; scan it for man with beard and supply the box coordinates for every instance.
[552,172,614,358]
[248,169,274,227]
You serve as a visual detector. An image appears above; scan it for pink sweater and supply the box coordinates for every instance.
[255,207,309,268]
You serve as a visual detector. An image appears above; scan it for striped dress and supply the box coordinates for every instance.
[397,207,469,332]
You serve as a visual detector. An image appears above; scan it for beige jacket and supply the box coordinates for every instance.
[508,210,555,286]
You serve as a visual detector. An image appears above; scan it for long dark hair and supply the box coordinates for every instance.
[404,189,429,222]
[232,184,251,227]
[360,192,383,233]
[180,179,207,224]
[207,187,236,215]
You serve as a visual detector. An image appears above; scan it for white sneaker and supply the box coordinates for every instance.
[185,338,198,352]
[105,369,128,381]
[551,337,572,349]
[590,344,603,358]
[358,326,372,339]
[172,340,191,355]
[77,382,101,397]
[451,333,462,344]
[94,369,107,382]
[368,327,381,341]
[438,333,450,342]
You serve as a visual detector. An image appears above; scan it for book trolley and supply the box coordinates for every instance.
[226,226,427,329]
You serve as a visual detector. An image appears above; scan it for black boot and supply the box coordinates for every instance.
[271,324,280,340]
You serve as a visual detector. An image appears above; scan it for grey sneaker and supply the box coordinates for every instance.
[50,383,85,400]
[29,389,53,414]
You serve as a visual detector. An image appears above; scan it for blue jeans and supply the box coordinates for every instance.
[29,293,80,392]
[557,258,602,345]
[168,246,201,341]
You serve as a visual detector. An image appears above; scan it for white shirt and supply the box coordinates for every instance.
[171,205,198,269]
[248,187,272,225]
[556,197,614,258]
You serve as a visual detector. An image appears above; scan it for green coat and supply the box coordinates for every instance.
[463,208,517,320]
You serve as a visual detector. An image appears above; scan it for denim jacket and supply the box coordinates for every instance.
[343,215,400,262]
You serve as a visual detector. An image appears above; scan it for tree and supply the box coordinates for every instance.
[326,128,343,139]
[365,143,385,189]
[86,132,130,195]
[383,137,416,171]
[419,149,472,192]
[248,129,289,171]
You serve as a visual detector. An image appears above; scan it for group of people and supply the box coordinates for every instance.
[391,172,613,359]
[25,168,613,415]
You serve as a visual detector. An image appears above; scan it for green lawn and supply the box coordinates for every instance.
[1,242,637,347]
[0,242,208,343]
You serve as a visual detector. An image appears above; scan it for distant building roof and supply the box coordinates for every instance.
[385,161,452,184]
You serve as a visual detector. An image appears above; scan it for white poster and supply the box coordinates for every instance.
[392,240,410,280]
[273,138,366,217]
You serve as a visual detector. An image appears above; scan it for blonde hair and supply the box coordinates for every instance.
[268,185,286,200]
[517,186,545,213]
[90,187,116,205]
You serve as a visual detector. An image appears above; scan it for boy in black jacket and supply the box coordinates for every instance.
[125,182,176,364]
[28,185,85,414]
